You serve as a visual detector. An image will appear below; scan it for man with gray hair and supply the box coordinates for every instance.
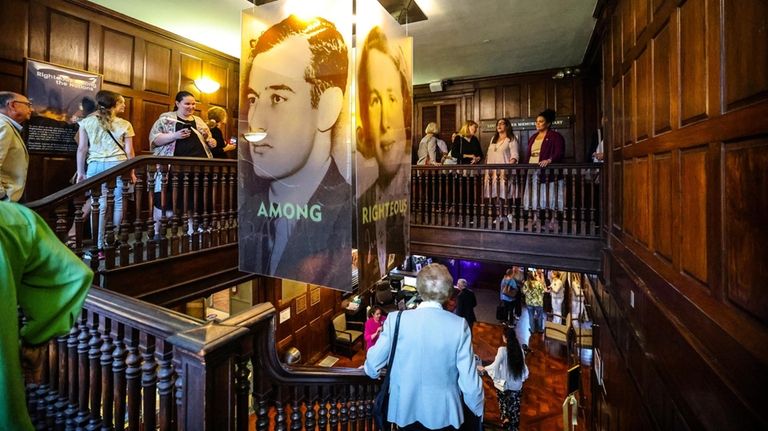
[364,264,483,430]
[455,278,478,331]
[0,91,32,202]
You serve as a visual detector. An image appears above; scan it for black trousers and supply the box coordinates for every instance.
[400,423,457,431]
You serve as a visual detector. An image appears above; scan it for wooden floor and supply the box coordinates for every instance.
[331,318,591,431]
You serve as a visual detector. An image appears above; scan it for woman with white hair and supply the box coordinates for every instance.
[417,122,440,165]
[364,263,484,430]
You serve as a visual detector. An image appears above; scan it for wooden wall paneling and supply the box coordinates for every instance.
[652,21,672,134]
[27,1,47,63]
[0,0,28,62]
[612,11,622,78]
[679,0,708,124]
[679,145,708,285]
[527,80,546,117]
[48,10,89,70]
[622,159,633,236]
[141,100,170,153]
[143,41,172,95]
[622,67,634,145]
[101,29,135,87]
[723,0,768,110]
[651,152,674,261]
[179,52,203,101]
[555,79,575,116]
[478,87,495,120]
[634,0,650,39]
[439,102,458,142]
[502,84,521,118]
[621,0,634,60]
[202,61,228,107]
[723,137,768,324]
[653,0,664,15]
[634,156,650,246]
[612,82,623,149]
[612,160,623,230]
[635,47,650,141]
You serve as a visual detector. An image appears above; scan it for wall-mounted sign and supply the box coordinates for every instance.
[508,116,572,130]
[279,307,291,323]
[24,59,102,153]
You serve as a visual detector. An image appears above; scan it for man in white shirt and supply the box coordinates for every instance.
[0,92,32,202]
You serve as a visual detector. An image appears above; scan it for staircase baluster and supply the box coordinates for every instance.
[146,167,157,261]
[98,316,113,431]
[111,322,127,431]
[580,167,587,235]
[125,328,141,431]
[140,334,158,431]
[75,313,91,427]
[181,171,191,254]
[169,172,181,255]
[55,334,69,429]
[191,168,201,251]
[202,169,211,248]
[86,312,103,430]
[156,341,174,431]
[211,168,221,247]
[132,169,145,264]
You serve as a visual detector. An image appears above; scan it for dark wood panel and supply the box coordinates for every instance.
[141,100,171,153]
[612,11,622,78]
[48,10,89,70]
[635,48,650,141]
[527,80,546,117]
[652,22,672,134]
[621,0,633,58]
[612,161,622,228]
[634,0,649,38]
[24,154,73,202]
[180,52,203,100]
[635,156,649,246]
[612,82,623,149]
[102,29,134,87]
[622,159,634,236]
[679,146,708,285]
[652,152,673,261]
[502,84,521,118]
[555,80,574,116]
[143,41,172,95]
[723,138,768,324]
[623,68,634,145]
[478,87,495,120]
[0,0,28,62]
[679,0,708,124]
[723,0,768,110]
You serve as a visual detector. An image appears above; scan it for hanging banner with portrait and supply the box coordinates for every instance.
[24,59,102,153]
[238,1,354,291]
[355,0,413,292]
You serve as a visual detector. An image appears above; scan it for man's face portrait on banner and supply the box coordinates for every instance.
[238,12,353,291]
[247,36,318,179]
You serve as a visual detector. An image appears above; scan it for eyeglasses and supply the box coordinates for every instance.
[11,100,32,108]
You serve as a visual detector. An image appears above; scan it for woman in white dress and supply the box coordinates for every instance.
[548,270,565,323]
[484,118,519,222]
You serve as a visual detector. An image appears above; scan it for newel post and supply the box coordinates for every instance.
[167,323,250,431]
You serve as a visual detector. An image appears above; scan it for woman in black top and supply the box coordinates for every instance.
[450,120,483,164]
[207,106,236,159]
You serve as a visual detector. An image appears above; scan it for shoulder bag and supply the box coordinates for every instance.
[373,311,403,430]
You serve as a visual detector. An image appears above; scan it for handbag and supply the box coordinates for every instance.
[372,311,403,430]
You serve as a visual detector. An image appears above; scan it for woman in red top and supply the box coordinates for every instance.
[363,306,387,350]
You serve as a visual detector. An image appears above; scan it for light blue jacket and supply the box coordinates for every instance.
[364,301,484,429]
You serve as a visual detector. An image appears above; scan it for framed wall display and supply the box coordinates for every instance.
[24,59,102,153]
[310,287,321,306]
[280,279,307,306]
[295,295,307,314]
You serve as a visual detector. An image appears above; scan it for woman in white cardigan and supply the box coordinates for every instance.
[479,327,529,431]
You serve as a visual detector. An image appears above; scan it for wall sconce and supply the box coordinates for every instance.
[552,67,581,80]
[194,77,220,93]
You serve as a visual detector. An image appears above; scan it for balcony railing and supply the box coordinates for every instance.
[411,163,602,236]
[25,288,380,430]
[26,156,238,272]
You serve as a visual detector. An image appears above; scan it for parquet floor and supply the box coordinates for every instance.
[332,314,590,431]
